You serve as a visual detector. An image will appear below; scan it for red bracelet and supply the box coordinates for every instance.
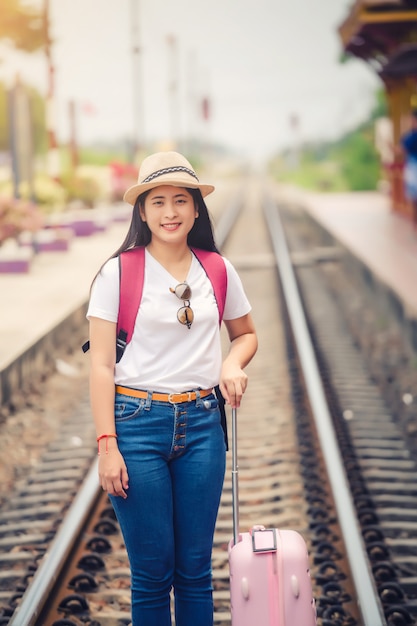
[97,433,118,455]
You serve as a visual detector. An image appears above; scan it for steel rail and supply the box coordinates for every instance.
[8,459,101,626]
[215,191,244,249]
[6,192,244,625]
[263,195,387,626]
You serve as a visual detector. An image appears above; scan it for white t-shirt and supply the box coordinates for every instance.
[87,249,251,393]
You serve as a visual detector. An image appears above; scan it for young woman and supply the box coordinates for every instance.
[87,151,257,626]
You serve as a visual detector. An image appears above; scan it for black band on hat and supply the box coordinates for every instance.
[142,166,199,184]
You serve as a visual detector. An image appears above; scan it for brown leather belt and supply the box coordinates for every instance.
[115,385,213,404]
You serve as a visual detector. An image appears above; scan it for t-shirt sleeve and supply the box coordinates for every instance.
[222,257,252,321]
[86,257,120,323]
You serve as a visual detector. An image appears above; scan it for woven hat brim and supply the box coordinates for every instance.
[123,180,215,205]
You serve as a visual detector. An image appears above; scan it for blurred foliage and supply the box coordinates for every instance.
[22,175,67,210]
[0,174,67,211]
[370,89,389,119]
[61,172,101,208]
[0,196,44,243]
[78,146,132,167]
[0,2,48,154]
[269,152,347,191]
[0,170,107,211]
[329,127,381,191]
[0,0,45,52]
[270,89,389,192]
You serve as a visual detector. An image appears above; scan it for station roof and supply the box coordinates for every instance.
[339,0,417,75]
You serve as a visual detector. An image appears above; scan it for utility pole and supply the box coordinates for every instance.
[8,76,35,199]
[44,0,60,180]
[289,112,300,169]
[131,0,144,161]
[167,34,180,150]
[68,101,78,170]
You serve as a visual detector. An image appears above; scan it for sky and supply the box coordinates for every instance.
[0,0,381,163]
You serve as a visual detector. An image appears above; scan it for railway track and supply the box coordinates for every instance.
[1,176,416,625]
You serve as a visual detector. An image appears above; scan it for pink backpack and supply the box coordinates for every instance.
[83,246,227,362]
[83,246,229,447]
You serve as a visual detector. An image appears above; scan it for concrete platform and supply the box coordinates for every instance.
[0,179,238,409]
[0,217,129,372]
[2,182,417,407]
[274,185,417,328]
[0,210,132,409]
[303,191,417,317]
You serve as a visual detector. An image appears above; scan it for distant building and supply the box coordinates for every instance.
[339,0,417,220]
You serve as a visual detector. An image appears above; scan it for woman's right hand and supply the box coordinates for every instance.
[98,447,129,499]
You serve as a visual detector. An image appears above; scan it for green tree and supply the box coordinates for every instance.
[329,89,387,190]
[369,88,388,121]
[0,2,47,157]
[271,88,388,191]
[0,0,45,52]
[331,128,380,191]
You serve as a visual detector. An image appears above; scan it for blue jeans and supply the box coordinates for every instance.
[110,390,226,626]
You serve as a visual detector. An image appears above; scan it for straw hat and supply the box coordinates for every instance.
[123,151,215,205]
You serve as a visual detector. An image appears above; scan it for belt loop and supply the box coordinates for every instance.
[145,390,152,410]
[195,389,202,406]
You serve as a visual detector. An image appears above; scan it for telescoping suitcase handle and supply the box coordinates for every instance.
[231,409,278,553]
[231,407,240,546]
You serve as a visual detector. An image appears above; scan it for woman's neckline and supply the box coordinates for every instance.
[145,246,193,283]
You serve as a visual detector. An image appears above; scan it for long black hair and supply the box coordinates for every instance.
[109,187,220,259]
[91,187,220,285]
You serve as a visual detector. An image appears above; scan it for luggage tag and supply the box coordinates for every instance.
[251,527,277,553]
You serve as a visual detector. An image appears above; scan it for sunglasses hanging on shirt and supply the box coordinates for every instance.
[169,282,194,329]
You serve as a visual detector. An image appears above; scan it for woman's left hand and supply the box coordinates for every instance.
[219,362,248,408]
[221,313,258,408]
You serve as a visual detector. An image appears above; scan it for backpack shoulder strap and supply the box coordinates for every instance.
[116,246,145,362]
[191,248,229,450]
[191,248,227,324]
[85,247,226,361]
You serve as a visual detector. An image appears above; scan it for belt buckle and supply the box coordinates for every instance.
[168,391,192,404]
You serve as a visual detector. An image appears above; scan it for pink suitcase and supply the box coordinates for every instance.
[228,408,316,625]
